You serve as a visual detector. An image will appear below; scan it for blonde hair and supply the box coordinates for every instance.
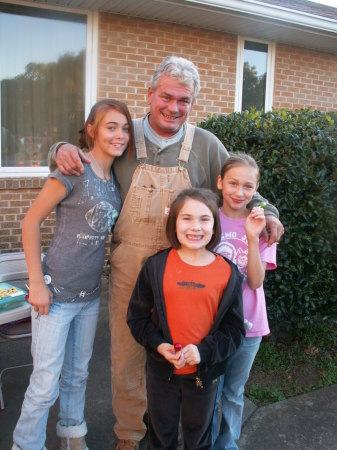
[220,152,260,184]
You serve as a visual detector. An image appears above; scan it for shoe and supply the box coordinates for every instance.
[60,437,89,450]
[116,439,139,450]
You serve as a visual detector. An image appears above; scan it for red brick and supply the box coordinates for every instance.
[2,14,337,257]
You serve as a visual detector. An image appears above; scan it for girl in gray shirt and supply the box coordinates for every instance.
[12,99,134,450]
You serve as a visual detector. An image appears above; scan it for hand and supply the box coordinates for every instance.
[245,206,266,241]
[55,144,90,176]
[157,343,186,369]
[182,344,201,365]
[262,215,285,246]
[28,282,53,315]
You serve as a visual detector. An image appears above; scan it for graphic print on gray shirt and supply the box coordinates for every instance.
[42,165,122,302]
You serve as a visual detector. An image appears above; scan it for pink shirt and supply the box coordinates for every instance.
[215,209,277,337]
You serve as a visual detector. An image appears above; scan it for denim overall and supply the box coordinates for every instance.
[109,119,194,442]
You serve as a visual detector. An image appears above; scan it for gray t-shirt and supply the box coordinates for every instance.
[42,164,122,302]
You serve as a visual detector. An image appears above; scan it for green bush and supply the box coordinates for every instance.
[198,108,337,333]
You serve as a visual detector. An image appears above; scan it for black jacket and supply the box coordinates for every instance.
[127,248,245,388]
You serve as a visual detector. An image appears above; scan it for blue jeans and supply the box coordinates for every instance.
[212,337,262,450]
[13,298,100,450]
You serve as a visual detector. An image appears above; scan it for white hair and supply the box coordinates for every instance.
[151,56,200,99]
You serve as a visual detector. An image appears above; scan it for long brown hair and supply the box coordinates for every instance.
[79,99,135,160]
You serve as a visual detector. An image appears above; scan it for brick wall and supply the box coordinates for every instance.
[97,14,238,122]
[97,14,337,117]
[273,44,337,111]
[1,13,337,257]
[0,178,52,254]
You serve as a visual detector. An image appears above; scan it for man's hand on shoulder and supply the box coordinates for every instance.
[262,215,285,247]
[55,143,90,176]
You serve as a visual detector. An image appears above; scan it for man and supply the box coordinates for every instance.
[49,56,284,450]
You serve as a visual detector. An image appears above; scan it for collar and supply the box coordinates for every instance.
[143,114,185,149]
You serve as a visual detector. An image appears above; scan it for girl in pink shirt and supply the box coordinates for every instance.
[212,152,277,450]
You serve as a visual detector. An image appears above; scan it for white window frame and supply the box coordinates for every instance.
[235,36,275,113]
[0,1,98,178]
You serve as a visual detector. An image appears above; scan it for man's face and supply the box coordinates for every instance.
[147,75,194,138]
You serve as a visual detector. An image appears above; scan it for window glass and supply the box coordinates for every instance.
[242,41,268,111]
[0,4,86,168]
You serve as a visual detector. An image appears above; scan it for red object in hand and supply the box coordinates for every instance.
[174,343,182,352]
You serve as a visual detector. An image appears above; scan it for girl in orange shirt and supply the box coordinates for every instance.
[127,188,245,449]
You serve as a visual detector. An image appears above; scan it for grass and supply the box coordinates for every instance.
[245,319,337,405]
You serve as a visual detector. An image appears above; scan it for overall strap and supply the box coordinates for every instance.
[178,124,195,163]
[134,118,147,160]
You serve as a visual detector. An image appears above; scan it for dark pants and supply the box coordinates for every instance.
[146,365,219,450]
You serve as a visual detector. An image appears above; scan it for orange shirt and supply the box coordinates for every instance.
[163,249,231,374]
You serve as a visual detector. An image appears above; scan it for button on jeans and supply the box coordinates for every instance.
[212,336,262,450]
[13,298,100,450]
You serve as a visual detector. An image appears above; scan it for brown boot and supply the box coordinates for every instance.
[116,440,139,450]
[60,437,89,450]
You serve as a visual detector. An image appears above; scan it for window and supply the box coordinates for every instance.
[235,37,275,112]
[0,3,96,176]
